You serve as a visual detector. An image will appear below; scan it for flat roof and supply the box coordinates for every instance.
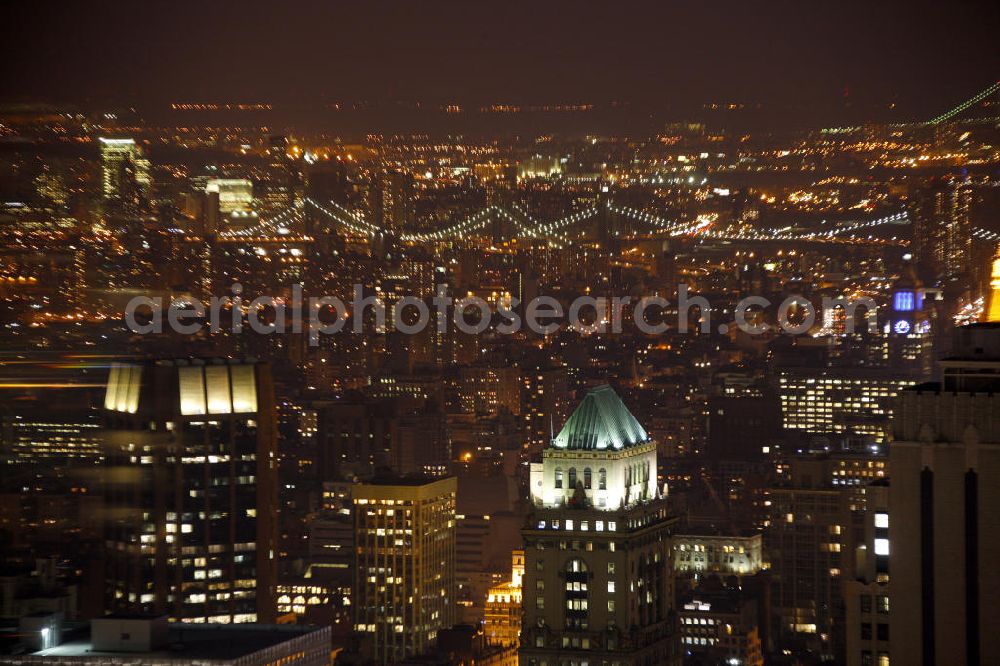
[28,623,326,661]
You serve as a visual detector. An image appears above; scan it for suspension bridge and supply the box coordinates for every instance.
[211,79,1000,248]
[823,78,1000,133]
[215,197,918,249]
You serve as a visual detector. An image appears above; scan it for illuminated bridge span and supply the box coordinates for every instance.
[823,79,1000,133]
[927,80,1000,126]
[240,199,912,247]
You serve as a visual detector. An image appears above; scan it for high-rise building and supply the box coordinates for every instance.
[205,178,253,214]
[370,169,414,232]
[521,365,570,453]
[101,359,278,624]
[678,593,764,666]
[98,138,150,201]
[352,475,457,664]
[776,368,916,444]
[913,177,972,283]
[765,452,884,660]
[458,365,521,416]
[484,550,524,649]
[843,482,890,666]
[519,385,681,665]
[889,322,1000,665]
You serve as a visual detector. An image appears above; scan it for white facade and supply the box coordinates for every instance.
[529,442,659,510]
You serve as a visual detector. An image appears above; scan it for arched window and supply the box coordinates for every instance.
[584,468,592,489]
[564,558,589,630]
[555,467,563,489]
[625,466,632,486]
[568,468,577,489]
[598,468,607,490]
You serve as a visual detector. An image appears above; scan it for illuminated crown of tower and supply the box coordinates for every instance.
[986,244,1000,323]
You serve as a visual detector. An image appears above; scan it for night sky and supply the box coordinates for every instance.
[2,0,999,121]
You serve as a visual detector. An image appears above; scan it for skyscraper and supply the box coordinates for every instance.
[352,475,457,664]
[101,359,278,623]
[913,177,972,284]
[98,137,150,201]
[370,169,414,232]
[889,322,1000,665]
[519,385,680,665]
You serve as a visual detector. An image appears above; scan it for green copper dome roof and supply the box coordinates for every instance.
[552,385,648,451]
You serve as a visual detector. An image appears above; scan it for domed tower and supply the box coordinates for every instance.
[520,385,681,665]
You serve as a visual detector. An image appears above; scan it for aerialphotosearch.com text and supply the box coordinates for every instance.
[124,283,878,346]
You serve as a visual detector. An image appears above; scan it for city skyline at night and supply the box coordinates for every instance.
[1,3,999,666]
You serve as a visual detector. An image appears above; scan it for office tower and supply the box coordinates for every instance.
[101,359,278,624]
[392,410,450,476]
[843,482,890,666]
[98,138,150,200]
[521,364,570,453]
[520,385,681,666]
[204,178,253,214]
[776,368,916,444]
[352,475,457,664]
[707,390,781,462]
[765,452,883,660]
[679,594,764,666]
[458,365,522,416]
[484,551,524,648]
[370,169,414,232]
[889,322,1000,665]
[314,395,396,478]
[1,410,102,465]
[913,177,972,283]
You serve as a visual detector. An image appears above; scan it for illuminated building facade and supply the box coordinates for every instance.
[777,368,916,444]
[98,137,150,200]
[371,169,414,232]
[520,385,680,666]
[764,449,890,661]
[679,595,764,666]
[843,483,890,666]
[986,243,1000,323]
[205,178,254,214]
[101,359,278,624]
[521,365,569,453]
[1,414,102,464]
[672,532,763,577]
[352,475,457,664]
[458,365,521,416]
[484,550,524,648]
[880,269,937,379]
[890,323,1000,665]
[913,177,972,283]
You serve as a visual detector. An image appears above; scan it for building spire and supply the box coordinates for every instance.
[986,243,1000,323]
